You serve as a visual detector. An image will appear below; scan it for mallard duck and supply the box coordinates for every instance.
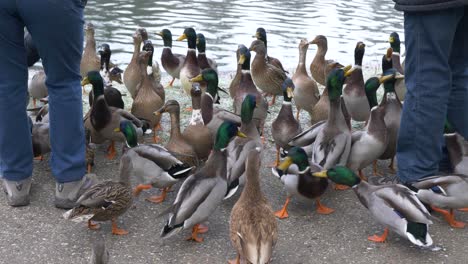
[28,70,48,107]
[32,121,50,161]
[229,45,244,99]
[314,166,434,247]
[85,128,96,173]
[271,147,334,219]
[123,29,144,99]
[80,23,100,79]
[131,50,164,143]
[196,33,218,72]
[191,69,242,136]
[231,45,268,136]
[63,155,133,235]
[309,35,343,86]
[89,43,124,109]
[117,120,193,204]
[142,40,162,85]
[382,47,393,72]
[154,100,198,166]
[389,32,406,101]
[229,148,277,264]
[156,29,186,87]
[271,78,301,166]
[376,69,402,174]
[181,83,214,160]
[343,42,370,122]
[83,71,146,160]
[225,94,262,198]
[177,27,201,96]
[346,106,388,181]
[292,39,320,120]
[249,39,287,105]
[254,27,288,73]
[446,133,468,175]
[289,67,354,189]
[160,121,246,242]
[90,235,109,264]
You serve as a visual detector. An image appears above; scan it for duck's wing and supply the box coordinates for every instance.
[313,131,350,168]
[373,185,433,224]
[76,181,120,209]
[411,175,466,190]
[114,109,143,127]
[289,120,326,147]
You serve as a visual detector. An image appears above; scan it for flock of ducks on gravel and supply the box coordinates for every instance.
[26,23,468,263]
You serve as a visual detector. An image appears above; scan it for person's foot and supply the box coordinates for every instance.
[2,177,32,207]
[55,174,98,209]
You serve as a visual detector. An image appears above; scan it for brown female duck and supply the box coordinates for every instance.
[80,23,100,79]
[309,35,343,86]
[249,40,287,105]
[254,27,288,73]
[123,29,145,99]
[292,39,320,120]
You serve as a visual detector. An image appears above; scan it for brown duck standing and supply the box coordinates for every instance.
[309,35,343,86]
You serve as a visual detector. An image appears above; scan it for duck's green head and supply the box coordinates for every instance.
[277,147,310,173]
[389,32,401,53]
[364,77,381,108]
[82,71,104,98]
[196,33,206,53]
[326,66,353,101]
[354,41,365,66]
[142,40,154,66]
[281,78,295,102]
[214,121,246,150]
[237,44,251,70]
[115,120,138,148]
[190,68,218,98]
[177,27,197,49]
[313,166,361,187]
[444,119,456,134]
[254,27,267,47]
[381,68,397,93]
[241,94,257,124]
[156,29,173,47]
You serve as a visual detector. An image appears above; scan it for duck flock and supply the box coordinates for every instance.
[27,23,468,263]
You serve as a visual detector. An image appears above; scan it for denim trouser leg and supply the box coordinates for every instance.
[0,1,33,181]
[397,8,467,183]
[0,0,86,183]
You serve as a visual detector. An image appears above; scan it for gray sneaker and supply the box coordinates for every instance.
[2,177,32,207]
[55,173,98,209]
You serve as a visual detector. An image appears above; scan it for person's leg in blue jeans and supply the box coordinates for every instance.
[0,0,95,207]
[397,8,467,184]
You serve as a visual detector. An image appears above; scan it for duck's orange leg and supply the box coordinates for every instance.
[458,208,468,212]
[316,199,334,215]
[186,224,208,242]
[228,254,240,264]
[133,184,152,196]
[146,187,169,204]
[358,170,368,181]
[167,77,175,88]
[268,146,280,167]
[87,163,93,173]
[111,218,128,235]
[368,228,389,243]
[296,109,301,121]
[334,183,350,190]
[373,160,383,176]
[87,220,100,230]
[106,141,117,160]
[153,123,161,143]
[432,206,465,228]
[275,196,290,219]
[388,157,396,174]
[268,95,276,106]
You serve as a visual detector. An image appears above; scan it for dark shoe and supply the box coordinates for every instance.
[369,174,401,185]
[55,173,98,209]
[2,177,32,207]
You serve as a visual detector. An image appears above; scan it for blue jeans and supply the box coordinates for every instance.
[397,7,468,183]
[0,0,86,183]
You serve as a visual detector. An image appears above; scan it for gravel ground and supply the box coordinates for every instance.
[0,68,467,264]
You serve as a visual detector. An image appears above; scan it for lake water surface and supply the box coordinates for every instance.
[85,0,404,72]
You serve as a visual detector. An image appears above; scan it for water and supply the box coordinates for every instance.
[84,0,404,72]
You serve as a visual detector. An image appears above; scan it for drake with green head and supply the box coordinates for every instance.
[226,94,263,199]
[142,40,162,85]
[376,68,402,175]
[389,32,406,101]
[63,155,134,236]
[271,78,302,167]
[343,41,370,122]
[313,166,434,247]
[249,39,287,105]
[83,71,146,160]
[254,27,288,73]
[177,27,202,96]
[196,33,218,72]
[156,29,186,87]
[117,120,194,204]
[160,121,246,243]
[271,147,333,219]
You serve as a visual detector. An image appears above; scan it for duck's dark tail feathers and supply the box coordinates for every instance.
[160,221,184,238]
[406,222,433,247]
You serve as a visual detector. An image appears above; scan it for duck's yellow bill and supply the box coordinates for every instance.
[155,32,163,37]
[190,74,204,82]
[286,87,294,98]
[81,77,90,86]
[389,36,395,43]
[237,131,247,138]
[277,157,293,171]
[343,65,354,77]
[114,128,121,132]
[379,74,393,84]
[238,54,246,65]
[176,33,187,41]
[312,170,328,178]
